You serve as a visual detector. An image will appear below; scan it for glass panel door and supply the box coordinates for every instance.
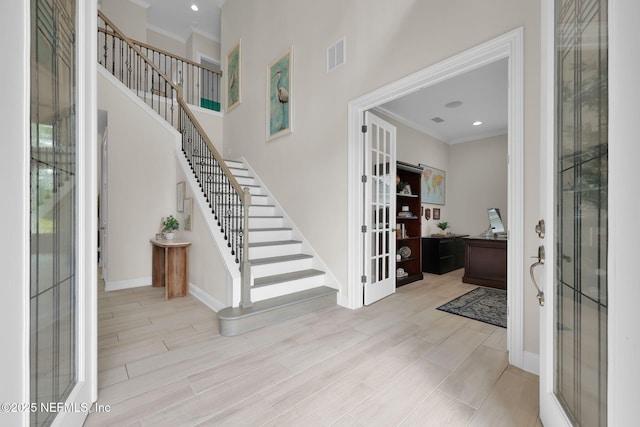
[555,0,608,425]
[363,112,396,305]
[30,0,77,425]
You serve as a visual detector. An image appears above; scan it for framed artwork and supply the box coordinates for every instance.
[176,181,185,212]
[226,39,241,113]
[267,47,293,141]
[420,165,446,205]
[433,208,441,220]
[183,198,193,231]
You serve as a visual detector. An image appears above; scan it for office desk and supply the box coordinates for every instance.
[150,238,191,299]
[462,237,507,289]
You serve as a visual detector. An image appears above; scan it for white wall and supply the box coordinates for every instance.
[190,107,224,153]
[100,0,148,42]
[147,27,187,57]
[221,0,542,354]
[380,112,450,236]
[98,71,177,287]
[188,32,221,64]
[1,2,30,424]
[176,163,229,307]
[448,134,508,236]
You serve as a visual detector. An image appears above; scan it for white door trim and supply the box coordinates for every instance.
[538,0,571,423]
[608,1,640,424]
[347,28,526,369]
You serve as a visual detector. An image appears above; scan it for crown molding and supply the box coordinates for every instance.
[147,23,188,44]
[128,0,150,9]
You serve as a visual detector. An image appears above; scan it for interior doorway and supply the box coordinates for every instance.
[347,28,526,370]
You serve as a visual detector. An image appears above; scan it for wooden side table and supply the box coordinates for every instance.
[150,238,192,300]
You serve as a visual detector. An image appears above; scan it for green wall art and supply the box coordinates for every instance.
[226,39,241,112]
[267,47,293,140]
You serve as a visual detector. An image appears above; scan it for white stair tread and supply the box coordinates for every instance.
[254,269,325,288]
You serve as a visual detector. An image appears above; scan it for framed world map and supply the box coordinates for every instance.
[421,165,445,205]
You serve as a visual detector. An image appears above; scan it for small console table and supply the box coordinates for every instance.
[462,237,507,290]
[150,238,191,300]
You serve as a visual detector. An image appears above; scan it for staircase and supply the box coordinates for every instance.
[97,11,337,337]
[215,160,337,336]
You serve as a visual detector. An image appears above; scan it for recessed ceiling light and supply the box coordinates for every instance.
[445,101,463,108]
[191,4,199,11]
[473,121,483,126]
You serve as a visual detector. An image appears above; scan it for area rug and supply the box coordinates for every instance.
[436,287,507,328]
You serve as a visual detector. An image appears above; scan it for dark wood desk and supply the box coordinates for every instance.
[462,237,507,289]
[150,238,191,299]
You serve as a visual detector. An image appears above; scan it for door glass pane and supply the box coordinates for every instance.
[554,0,607,426]
[30,0,77,425]
[369,123,392,284]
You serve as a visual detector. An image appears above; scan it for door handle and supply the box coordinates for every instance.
[529,245,545,306]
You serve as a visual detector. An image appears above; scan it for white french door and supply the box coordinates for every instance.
[362,112,397,305]
[540,0,608,425]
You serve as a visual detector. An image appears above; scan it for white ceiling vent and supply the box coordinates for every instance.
[432,117,445,123]
[327,37,346,72]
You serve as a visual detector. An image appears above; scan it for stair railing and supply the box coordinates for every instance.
[133,39,222,111]
[98,11,253,308]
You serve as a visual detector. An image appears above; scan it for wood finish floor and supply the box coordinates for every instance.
[86,270,542,426]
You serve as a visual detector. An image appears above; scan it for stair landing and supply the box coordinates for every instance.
[217,286,337,336]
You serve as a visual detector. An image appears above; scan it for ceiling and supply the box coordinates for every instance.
[142,0,222,42]
[377,58,508,144]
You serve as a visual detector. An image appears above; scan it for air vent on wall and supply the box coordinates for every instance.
[327,37,346,72]
[432,117,445,123]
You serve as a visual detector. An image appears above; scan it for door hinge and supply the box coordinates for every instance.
[361,275,367,283]
[361,225,367,233]
[361,175,367,183]
[362,125,367,133]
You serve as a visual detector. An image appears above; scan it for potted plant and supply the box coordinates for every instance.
[162,215,179,239]
[437,221,449,233]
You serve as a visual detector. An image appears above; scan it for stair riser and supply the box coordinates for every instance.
[249,217,284,228]
[229,168,252,177]
[248,205,276,216]
[208,176,255,186]
[250,258,314,278]
[252,276,328,302]
[224,160,244,169]
[248,195,270,206]
[249,243,302,259]
[249,230,293,243]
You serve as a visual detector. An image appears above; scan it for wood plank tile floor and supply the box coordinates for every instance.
[85,269,542,426]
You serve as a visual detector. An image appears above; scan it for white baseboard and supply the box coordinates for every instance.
[105,276,152,292]
[522,351,540,376]
[189,283,227,312]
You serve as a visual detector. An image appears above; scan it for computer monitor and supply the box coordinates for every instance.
[488,208,505,234]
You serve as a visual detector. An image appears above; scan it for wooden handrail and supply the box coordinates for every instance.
[98,11,182,98]
[132,38,222,76]
[98,10,245,201]
[177,98,246,198]
[99,9,252,307]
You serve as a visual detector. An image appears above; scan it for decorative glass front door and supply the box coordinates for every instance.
[554,0,608,425]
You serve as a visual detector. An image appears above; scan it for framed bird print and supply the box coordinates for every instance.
[226,39,241,113]
[267,46,293,141]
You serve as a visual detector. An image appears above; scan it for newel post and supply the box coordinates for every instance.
[240,187,252,308]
